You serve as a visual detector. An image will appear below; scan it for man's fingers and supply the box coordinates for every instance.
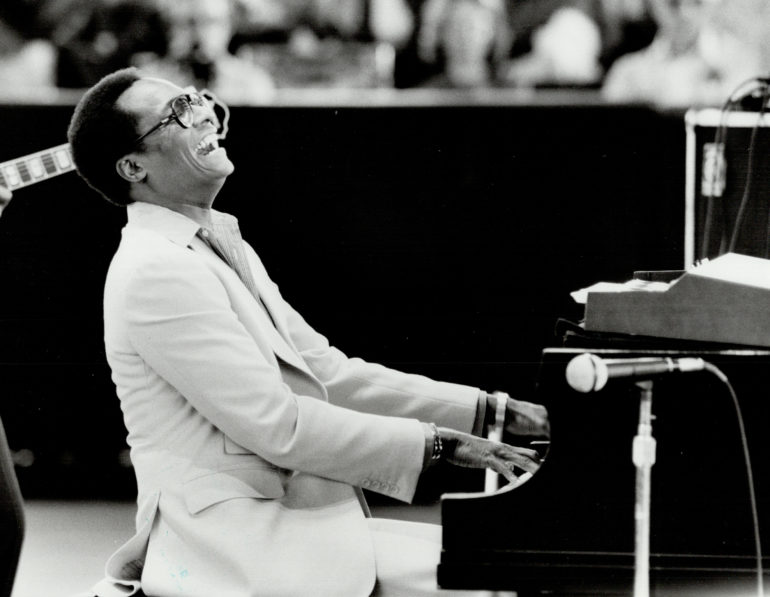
[489,459,519,485]
[492,444,541,475]
[440,429,543,479]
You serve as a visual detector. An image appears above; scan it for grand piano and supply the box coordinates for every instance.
[439,257,770,595]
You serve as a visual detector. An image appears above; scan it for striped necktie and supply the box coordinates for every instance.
[200,213,277,328]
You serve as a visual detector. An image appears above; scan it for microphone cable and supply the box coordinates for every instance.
[702,89,738,258]
[703,361,764,597]
[727,79,770,254]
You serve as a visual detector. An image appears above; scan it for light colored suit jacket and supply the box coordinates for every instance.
[94,202,481,597]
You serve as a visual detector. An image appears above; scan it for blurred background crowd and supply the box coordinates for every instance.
[1,0,769,107]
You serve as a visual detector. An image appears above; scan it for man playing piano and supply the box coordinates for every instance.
[60,67,551,596]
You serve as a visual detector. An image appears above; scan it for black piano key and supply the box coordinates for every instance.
[0,169,6,188]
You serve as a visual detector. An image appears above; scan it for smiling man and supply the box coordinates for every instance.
[66,68,548,597]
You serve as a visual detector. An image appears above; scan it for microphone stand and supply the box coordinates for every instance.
[633,380,656,597]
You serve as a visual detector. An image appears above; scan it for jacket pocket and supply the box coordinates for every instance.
[183,466,286,514]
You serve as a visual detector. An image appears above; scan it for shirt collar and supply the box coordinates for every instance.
[126,201,232,247]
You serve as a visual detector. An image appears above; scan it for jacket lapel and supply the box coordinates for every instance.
[189,237,311,373]
[126,203,314,376]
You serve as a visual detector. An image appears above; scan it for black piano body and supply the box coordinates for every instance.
[439,344,770,596]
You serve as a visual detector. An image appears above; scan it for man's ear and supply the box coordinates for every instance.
[116,156,147,183]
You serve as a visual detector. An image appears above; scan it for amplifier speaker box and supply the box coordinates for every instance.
[686,108,770,265]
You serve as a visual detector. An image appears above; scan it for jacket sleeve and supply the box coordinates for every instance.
[244,246,482,434]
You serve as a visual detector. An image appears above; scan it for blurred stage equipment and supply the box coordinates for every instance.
[686,76,770,264]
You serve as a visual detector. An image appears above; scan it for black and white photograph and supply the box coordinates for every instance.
[1,1,769,596]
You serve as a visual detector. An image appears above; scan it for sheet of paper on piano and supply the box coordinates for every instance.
[570,278,672,305]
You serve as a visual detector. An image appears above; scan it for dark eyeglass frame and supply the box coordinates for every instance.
[133,92,210,145]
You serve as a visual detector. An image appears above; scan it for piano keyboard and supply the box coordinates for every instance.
[0,144,75,190]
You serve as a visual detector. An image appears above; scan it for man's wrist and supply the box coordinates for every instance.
[472,390,488,436]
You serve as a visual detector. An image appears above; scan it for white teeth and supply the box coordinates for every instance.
[196,134,220,155]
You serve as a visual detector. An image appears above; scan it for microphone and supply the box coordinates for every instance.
[565,353,706,393]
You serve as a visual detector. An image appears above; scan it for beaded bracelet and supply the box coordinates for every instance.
[429,422,443,462]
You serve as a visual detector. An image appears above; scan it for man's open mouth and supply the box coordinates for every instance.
[195,133,221,156]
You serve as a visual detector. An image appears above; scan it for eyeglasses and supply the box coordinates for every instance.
[134,90,230,145]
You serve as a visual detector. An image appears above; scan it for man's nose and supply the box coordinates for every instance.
[192,103,219,130]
